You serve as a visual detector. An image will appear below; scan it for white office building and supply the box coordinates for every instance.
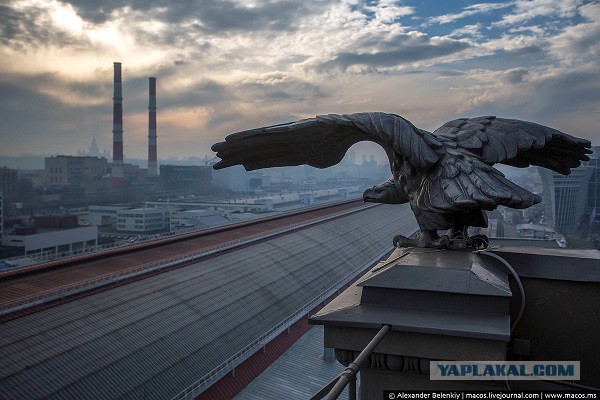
[116,208,170,232]
[89,205,129,226]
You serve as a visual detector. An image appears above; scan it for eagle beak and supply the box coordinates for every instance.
[363,187,384,203]
[363,180,409,204]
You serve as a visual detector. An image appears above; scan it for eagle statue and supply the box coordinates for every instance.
[211,113,591,249]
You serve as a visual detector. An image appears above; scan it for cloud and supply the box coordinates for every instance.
[0,2,84,49]
[64,0,332,32]
[503,67,529,83]
[362,1,415,24]
[550,2,600,62]
[449,64,599,142]
[531,66,600,116]
[1,0,600,159]
[480,31,547,57]
[426,2,513,25]
[449,24,484,39]
[236,74,326,103]
[436,70,465,77]
[321,32,470,71]
[496,0,581,26]
[0,77,111,155]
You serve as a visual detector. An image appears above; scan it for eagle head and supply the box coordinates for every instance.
[363,178,409,204]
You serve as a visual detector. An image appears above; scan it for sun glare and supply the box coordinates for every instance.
[50,2,83,34]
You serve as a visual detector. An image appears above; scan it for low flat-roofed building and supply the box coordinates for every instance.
[89,205,130,226]
[1,225,97,255]
[517,222,557,239]
[116,208,170,232]
[169,209,231,231]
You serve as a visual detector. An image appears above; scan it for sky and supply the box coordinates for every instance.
[0,0,599,163]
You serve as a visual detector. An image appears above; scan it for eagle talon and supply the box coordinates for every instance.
[436,235,451,249]
[393,235,415,247]
[470,234,489,249]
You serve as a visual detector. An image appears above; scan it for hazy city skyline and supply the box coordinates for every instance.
[1,0,599,162]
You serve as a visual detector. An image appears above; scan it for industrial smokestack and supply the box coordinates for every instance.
[112,62,124,186]
[148,77,157,177]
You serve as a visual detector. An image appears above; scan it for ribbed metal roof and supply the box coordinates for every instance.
[0,204,416,400]
[235,325,353,400]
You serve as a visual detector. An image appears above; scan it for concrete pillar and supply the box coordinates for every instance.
[311,248,512,396]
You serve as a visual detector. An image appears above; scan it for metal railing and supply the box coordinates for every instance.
[310,325,391,400]
[170,245,397,400]
[0,204,378,316]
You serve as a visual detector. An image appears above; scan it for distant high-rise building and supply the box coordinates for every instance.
[0,190,3,243]
[77,136,101,157]
[89,136,100,157]
[342,149,356,165]
[538,163,594,234]
[0,167,17,202]
[45,156,110,187]
[159,165,211,194]
[348,150,356,164]
[586,146,600,214]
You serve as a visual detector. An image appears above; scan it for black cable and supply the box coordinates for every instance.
[476,251,525,335]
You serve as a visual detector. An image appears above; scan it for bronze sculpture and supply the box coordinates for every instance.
[212,113,591,248]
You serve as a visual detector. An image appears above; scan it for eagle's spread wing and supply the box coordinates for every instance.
[417,148,542,212]
[433,116,592,174]
[417,116,592,213]
[212,112,443,171]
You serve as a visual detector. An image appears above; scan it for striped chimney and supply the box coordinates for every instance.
[148,77,158,177]
[112,62,124,186]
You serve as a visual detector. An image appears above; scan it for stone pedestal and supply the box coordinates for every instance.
[310,247,512,397]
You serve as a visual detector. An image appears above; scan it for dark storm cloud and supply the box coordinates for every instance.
[437,70,465,77]
[321,34,470,71]
[64,0,330,32]
[160,81,232,109]
[67,80,107,99]
[0,78,110,154]
[237,78,326,103]
[193,0,327,33]
[532,67,600,117]
[503,67,528,84]
[464,67,600,124]
[58,0,125,23]
[206,111,302,131]
[0,4,81,48]
[205,110,242,129]
[503,45,544,57]
[101,75,233,114]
